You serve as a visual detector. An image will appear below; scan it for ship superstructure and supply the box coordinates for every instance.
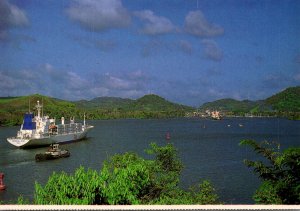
[7,101,93,148]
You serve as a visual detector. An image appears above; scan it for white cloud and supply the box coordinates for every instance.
[141,39,194,57]
[178,40,193,55]
[295,72,300,81]
[0,72,17,89]
[66,0,131,32]
[102,71,149,92]
[201,39,223,61]
[105,74,132,90]
[71,36,117,52]
[0,0,28,31]
[67,71,90,90]
[294,54,300,64]
[141,39,165,57]
[0,0,29,41]
[184,10,224,38]
[0,65,152,100]
[134,10,177,35]
[262,71,300,90]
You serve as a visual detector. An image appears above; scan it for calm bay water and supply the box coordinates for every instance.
[0,118,299,204]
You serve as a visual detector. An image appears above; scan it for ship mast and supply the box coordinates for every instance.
[36,101,42,119]
[84,113,86,126]
[28,99,31,113]
[41,98,43,117]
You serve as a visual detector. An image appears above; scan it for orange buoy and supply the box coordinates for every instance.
[0,173,6,190]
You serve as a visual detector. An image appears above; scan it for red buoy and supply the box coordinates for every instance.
[0,173,6,190]
[165,132,171,141]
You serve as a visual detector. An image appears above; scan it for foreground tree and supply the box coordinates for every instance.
[240,140,300,204]
[35,167,102,204]
[34,143,219,205]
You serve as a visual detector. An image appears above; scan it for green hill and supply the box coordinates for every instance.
[199,86,300,118]
[0,94,194,126]
[0,94,77,126]
[200,98,259,113]
[78,94,194,120]
[130,94,192,111]
[265,86,300,112]
[1,86,299,126]
[74,94,193,112]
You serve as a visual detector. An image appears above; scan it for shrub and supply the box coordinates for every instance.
[240,140,300,204]
[34,143,219,205]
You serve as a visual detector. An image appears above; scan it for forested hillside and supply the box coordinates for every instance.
[82,94,194,120]
[265,86,300,112]
[200,98,259,113]
[1,86,299,126]
[0,94,194,126]
[0,94,77,126]
[199,86,300,118]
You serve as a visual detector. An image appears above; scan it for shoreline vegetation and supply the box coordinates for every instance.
[0,86,299,126]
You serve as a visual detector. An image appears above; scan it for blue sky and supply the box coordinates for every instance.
[0,0,299,106]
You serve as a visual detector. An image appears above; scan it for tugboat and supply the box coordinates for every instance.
[35,144,70,162]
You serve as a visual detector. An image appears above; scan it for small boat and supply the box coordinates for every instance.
[35,144,70,162]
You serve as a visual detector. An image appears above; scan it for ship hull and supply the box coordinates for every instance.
[7,126,93,148]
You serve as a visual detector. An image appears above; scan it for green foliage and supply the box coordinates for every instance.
[199,86,300,117]
[147,143,183,173]
[81,94,193,120]
[34,166,101,204]
[2,87,299,124]
[34,143,219,205]
[99,152,152,204]
[200,98,259,113]
[0,94,194,126]
[193,180,219,204]
[240,140,300,204]
[153,180,219,205]
[145,143,183,199]
[0,94,77,126]
[17,196,30,205]
[266,86,300,112]
[253,181,283,204]
[132,94,192,112]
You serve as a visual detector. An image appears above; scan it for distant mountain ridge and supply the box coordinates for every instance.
[0,86,299,125]
[130,94,192,111]
[199,86,300,114]
[0,94,194,126]
[265,86,300,112]
[200,98,260,113]
[74,94,192,111]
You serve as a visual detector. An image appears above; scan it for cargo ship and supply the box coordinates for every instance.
[7,101,93,148]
